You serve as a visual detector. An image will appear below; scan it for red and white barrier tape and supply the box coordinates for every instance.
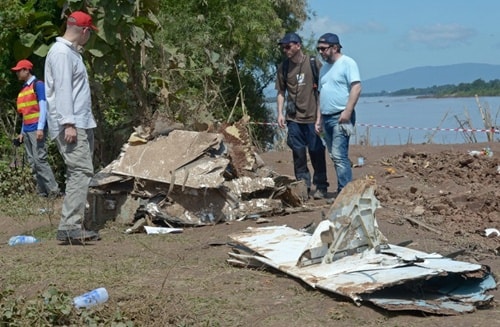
[250,121,499,133]
[356,123,499,133]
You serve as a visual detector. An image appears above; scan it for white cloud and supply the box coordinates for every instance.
[302,16,354,38]
[302,16,387,42]
[406,23,476,49]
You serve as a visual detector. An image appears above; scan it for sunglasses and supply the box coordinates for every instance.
[316,46,332,52]
[281,44,293,50]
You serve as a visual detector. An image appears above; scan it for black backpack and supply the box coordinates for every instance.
[282,56,319,94]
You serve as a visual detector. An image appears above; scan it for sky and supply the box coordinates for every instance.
[302,0,500,80]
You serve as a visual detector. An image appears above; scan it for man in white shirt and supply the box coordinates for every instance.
[45,11,99,242]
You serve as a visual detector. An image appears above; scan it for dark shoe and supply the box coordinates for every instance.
[47,191,64,199]
[56,229,100,242]
[312,188,328,200]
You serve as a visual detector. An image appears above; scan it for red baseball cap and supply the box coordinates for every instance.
[67,11,98,31]
[11,59,33,71]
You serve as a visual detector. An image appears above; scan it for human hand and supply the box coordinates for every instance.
[277,114,286,129]
[64,125,77,143]
[36,130,44,141]
[315,122,322,135]
[12,135,23,147]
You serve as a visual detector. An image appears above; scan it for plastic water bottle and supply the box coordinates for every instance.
[357,157,365,167]
[73,287,109,309]
[485,147,493,157]
[8,235,39,246]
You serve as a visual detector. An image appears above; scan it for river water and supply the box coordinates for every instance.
[266,96,500,146]
[355,96,499,145]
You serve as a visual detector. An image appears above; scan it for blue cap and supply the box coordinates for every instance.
[278,32,302,44]
[318,33,342,47]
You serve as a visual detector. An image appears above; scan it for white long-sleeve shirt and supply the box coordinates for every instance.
[44,37,96,140]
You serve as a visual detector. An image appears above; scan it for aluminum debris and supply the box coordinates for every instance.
[88,122,317,231]
[227,179,496,315]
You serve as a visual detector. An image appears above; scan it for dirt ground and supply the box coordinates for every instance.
[0,142,499,326]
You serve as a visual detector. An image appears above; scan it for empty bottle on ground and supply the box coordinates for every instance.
[8,235,39,246]
[73,287,109,309]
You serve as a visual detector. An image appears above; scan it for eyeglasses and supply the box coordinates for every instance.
[316,46,332,52]
[84,27,93,35]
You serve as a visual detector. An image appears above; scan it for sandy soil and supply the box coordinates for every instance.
[0,142,499,326]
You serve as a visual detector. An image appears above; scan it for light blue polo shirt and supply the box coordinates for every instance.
[318,55,360,115]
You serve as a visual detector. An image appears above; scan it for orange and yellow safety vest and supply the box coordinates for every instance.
[16,82,40,125]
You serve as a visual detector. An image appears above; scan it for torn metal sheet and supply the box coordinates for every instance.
[233,198,284,219]
[298,180,389,267]
[228,225,495,314]
[168,156,229,188]
[90,171,129,187]
[144,226,183,234]
[224,177,275,198]
[140,188,228,226]
[108,130,225,188]
[227,179,496,315]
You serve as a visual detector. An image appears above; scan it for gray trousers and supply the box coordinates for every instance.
[55,128,94,231]
[23,130,59,196]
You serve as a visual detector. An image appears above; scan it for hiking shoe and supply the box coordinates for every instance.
[48,191,64,199]
[56,229,100,242]
[312,188,328,200]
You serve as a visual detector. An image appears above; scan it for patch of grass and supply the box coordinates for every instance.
[0,286,134,326]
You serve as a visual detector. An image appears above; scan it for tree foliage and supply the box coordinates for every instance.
[385,79,500,97]
[0,0,308,170]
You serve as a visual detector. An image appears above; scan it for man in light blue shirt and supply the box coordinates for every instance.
[45,11,99,243]
[315,33,362,195]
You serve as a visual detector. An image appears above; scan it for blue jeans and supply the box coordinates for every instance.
[322,111,356,193]
[286,121,328,191]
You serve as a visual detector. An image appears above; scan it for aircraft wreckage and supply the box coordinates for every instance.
[227,179,496,315]
[88,125,496,314]
[88,123,314,230]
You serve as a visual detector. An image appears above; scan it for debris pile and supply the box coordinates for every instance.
[88,121,313,231]
[227,179,497,315]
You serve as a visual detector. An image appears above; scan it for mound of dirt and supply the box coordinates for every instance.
[261,142,499,263]
[374,149,499,257]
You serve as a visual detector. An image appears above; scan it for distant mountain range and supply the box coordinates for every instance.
[362,63,500,94]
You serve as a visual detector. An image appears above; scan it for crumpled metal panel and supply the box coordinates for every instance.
[366,269,496,315]
[231,199,284,220]
[107,130,225,188]
[224,177,275,198]
[298,179,389,267]
[228,225,495,314]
